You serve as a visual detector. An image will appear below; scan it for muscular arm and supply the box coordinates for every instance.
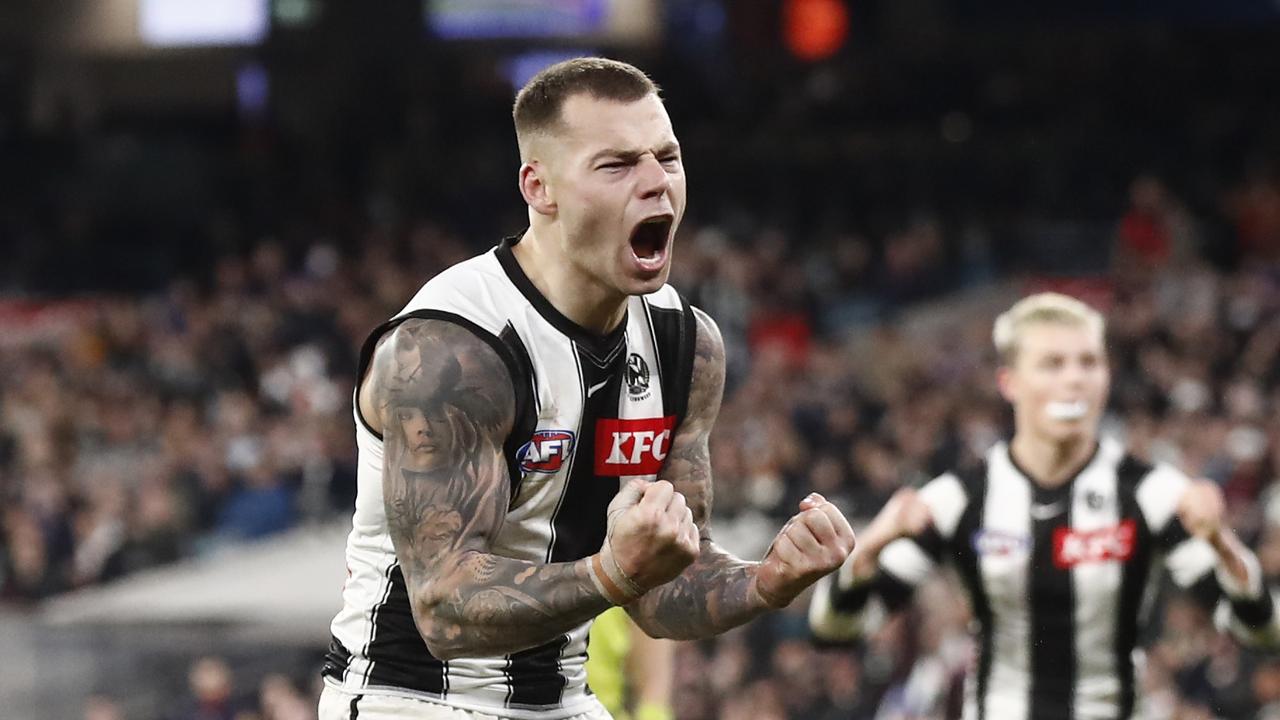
[367,319,610,659]
[624,308,773,639]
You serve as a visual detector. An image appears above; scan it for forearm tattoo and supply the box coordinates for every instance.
[375,319,609,659]
[627,308,770,639]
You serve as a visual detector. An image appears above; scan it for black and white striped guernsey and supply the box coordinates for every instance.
[322,236,697,719]
[810,438,1280,720]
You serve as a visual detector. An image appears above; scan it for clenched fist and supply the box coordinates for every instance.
[851,487,933,580]
[1177,478,1226,541]
[591,479,700,605]
[753,493,856,609]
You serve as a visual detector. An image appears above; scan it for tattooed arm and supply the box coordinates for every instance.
[362,318,610,660]
[624,308,857,640]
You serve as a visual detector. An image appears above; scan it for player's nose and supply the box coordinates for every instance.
[635,154,670,199]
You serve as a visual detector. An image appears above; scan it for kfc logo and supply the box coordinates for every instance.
[1053,519,1136,569]
[595,416,677,476]
[518,430,575,474]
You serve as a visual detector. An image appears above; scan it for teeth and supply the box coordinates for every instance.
[1046,400,1088,421]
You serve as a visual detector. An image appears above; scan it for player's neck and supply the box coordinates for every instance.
[1009,430,1098,489]
[512,228,628,336]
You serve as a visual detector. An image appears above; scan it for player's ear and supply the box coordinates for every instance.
[519,161,556,216]
[996,364,1017,404]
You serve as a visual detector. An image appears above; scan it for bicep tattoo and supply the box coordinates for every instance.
[375,319,515,588]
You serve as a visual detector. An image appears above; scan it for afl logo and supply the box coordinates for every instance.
[972,529,1031,558]
[517,430,575,474]
[626,353,651,399]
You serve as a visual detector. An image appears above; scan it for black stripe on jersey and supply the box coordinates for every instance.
[496,237,628,360]
[360,561,396,686]
[1115,454,1155,720]
[322,635,354,682]
[507,635,572,708]
[550,344,626,563]
[365,565,448,695]
[1231,592,1276,627]
[348,695,362,719]
[826,566,917,618]
[500,322,540,505]
[1029,478,1077,720]
[1154,510,1193,552]
[643,295,696,423]
[950,462,992,720]
[913,524,948,563]
[500,321,539,413]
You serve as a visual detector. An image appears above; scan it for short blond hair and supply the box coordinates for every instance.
[993,292,1105,365]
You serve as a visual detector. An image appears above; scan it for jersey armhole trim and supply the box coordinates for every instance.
[673,294,697,424]
[353,310,529,446]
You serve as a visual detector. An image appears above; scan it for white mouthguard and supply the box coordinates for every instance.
[1046,400,1088,421]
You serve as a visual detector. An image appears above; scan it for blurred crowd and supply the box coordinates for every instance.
[83,656,318,720]
[2,15,1280,720]
[660,179,1280,720]
[0,171,1273,717]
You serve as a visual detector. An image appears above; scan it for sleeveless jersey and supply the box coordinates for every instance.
[322,236,697,719]
[811,438,1279,720]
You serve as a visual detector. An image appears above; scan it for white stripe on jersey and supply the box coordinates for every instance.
[880,539,936,585]
[1134,464,1189,534]
[919,472,967,540]
[976,444,1034,720]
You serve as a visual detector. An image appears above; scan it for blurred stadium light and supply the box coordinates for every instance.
[139,0,269,48]
[425,0,659,44]
[505,49,600,89]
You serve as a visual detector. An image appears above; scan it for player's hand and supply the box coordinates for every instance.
[752,493,856,609]
[1177,478,1226,541]
[850,487,932,581]
[867,487,932,545]
[594,480,700,604]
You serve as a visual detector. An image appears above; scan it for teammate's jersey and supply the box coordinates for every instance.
[323,237,697,719]
[810,438,1280,720]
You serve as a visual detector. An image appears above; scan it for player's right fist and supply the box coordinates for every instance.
[590,480,700,605]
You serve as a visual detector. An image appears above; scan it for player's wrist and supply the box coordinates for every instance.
[590,540,646,606]
[748,565,789,610]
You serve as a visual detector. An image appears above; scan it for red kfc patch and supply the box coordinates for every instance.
[1053,519,1136,569]
[594,416,678,476]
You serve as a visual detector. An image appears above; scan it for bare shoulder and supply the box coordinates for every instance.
[362,317,516,439]
[658,305,725,529]
[687,306,726,426]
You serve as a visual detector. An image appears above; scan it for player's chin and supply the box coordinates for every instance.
[618,265,671,296]
[1048,421,1093,443]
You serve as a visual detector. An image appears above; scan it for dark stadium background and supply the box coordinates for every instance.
[2,2,1280,719]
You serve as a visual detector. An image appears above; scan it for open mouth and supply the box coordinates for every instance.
[629,215,673,262]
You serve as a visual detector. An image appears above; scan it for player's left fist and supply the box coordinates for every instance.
[752,492,856,609]
[1177,478,1226,541]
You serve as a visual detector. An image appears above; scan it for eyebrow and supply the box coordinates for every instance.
[588,141,681,165]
